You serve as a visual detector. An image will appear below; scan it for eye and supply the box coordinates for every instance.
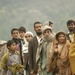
[25,36,31,38]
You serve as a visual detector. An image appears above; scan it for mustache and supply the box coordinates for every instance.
[38,29,42,31]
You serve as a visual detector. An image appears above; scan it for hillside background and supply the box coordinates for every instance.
[0,0,75,40]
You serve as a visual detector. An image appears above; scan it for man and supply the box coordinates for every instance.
[69,33,75,75]
[36,25,54,75]
[28,21,42,75]
[66,19,75,42]
[11,28,20,51]
[18,26,26,44]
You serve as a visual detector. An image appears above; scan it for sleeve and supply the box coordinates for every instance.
[37,46,43,67]
[69,41,75,75]
[0,52,8,69]
[47,42,55,72]
[49,42,55,55]
[28,39,33,71]
[1,44,8,60]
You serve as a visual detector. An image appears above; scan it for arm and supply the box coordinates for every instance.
[37,48,43,74]
[28,39,33,74]
[0,52,8,75]
[1,69,6,75]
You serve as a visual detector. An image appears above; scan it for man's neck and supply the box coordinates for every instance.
[37,34,42,38]
[68,31,73,34]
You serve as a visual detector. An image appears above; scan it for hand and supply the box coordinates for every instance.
[37,66,41,74]
[30,69,34,75]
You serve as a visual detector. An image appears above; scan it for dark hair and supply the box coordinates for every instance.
[7,40,15,48]
[34,21,42,28]
[49,21,53,26]
[18,26,26,33]
[67,20,75,25]
[11,28,19,34]
[56,32,66,41]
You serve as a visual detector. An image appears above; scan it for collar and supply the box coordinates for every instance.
[36,36,42,44]
[9,51,17,56]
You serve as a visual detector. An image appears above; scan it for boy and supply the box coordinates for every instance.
[0,40,24,75]
[18,26,26,43]
[11,28,23,64]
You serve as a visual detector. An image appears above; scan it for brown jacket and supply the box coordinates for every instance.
[28,36,38,74]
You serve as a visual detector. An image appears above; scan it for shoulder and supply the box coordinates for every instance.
[29,36,37,43]
[3,52,9,58]
[66,40,70,45]
[15,51,20,55]
[0,52,9,69]
[1,52,9,63]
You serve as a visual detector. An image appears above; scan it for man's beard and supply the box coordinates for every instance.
[69,28,74,32]
[73,27,75,33]
[36,31,42,35]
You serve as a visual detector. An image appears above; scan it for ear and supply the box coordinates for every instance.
[8,46,10,49]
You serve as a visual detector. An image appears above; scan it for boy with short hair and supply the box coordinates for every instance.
[18,26,26,44]
[1,40,24,75]
[11,28,23,64]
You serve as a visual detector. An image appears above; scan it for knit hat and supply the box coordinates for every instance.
[26,31,33,37]
[42,25,52,33]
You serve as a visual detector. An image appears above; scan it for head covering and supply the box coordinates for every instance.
[42,25,52,33]
[26,31,33,37]
[54,31,67,45]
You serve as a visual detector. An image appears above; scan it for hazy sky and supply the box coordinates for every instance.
[0,0,75,40]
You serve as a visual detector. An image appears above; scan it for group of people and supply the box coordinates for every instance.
[0,19,75,75]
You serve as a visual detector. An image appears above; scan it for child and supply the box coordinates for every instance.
[0,40,24,75]
[23,31,33,75]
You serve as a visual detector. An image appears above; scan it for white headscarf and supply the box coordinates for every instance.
[26,31,33,37]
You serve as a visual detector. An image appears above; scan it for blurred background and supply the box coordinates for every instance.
[0,0,75,40]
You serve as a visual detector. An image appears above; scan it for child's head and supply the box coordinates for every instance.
[11,28,20,39]
[7,40,16,52]
[18,26,26,38]
[25,31,33,42]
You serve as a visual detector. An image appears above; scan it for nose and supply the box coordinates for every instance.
[38,26,41,29]
[45,32,49,36]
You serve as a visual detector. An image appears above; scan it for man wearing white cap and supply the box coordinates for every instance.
[36,25,54,75]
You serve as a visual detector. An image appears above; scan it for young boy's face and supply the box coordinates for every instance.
[19,31,25,38]
[25,34,33,42]
[8,43,16,52]
[11,30,20,39]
